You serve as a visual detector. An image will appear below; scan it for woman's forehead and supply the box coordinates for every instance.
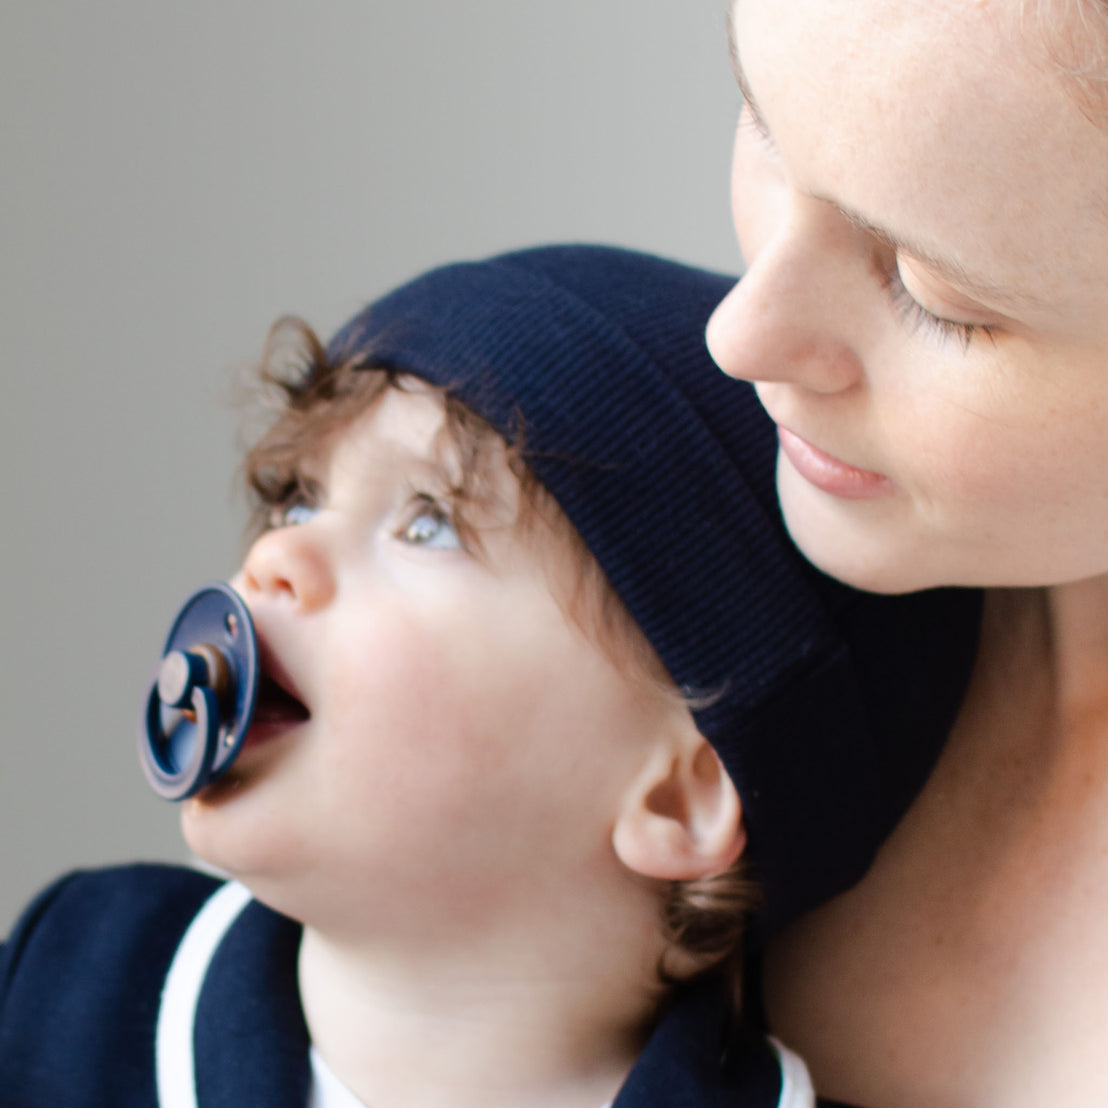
[731,0,1108,326]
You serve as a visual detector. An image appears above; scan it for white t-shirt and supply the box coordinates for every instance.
[309,1046,368,1108]
[307,1050,617,1108]
[308,1041,811,1108]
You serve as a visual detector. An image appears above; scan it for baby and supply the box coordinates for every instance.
[0,245,981,1107]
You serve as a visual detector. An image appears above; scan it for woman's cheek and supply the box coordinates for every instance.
[890,383,1056,525]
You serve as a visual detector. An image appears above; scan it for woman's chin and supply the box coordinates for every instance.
[777,474,934,596]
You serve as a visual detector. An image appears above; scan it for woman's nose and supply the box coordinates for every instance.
[706,217,866,395]
[236,524,335,612]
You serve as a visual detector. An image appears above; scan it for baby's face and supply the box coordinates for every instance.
[181,384,672,940]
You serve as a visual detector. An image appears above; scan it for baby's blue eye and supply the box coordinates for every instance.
[279,502,318,528]
[402,499,461,550]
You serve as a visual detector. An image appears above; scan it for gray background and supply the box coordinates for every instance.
[1,1,740,933]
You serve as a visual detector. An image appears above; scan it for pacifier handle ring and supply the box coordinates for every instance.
[141,683,219,800]
[138,582,259,802]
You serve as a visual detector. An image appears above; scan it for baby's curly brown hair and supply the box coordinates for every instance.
[240,316,757,997]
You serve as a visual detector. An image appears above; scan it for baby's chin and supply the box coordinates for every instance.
[179,794,229,872]
[178,776,285,884]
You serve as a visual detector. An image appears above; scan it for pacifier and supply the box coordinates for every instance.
[139,582,259,800]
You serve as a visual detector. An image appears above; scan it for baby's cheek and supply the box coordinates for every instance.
[321,637,486,785]
[325,622,446,723]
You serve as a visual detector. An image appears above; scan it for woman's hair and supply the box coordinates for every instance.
[241,316,755,990]
[1024,0,1108,124]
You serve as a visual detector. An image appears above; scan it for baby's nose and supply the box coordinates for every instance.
[239,524,335,612]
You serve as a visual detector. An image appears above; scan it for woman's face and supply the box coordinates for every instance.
[707,0,1108,592]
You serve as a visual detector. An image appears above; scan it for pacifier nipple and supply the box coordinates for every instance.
[139,583,259,800]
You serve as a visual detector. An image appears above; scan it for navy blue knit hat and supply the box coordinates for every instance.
[327,244,982,929]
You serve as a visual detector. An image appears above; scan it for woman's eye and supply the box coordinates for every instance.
[401,497,462,550]
[881,265,994,351]
[738,99,777,155]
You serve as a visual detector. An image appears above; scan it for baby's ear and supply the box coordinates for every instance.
[612,734,745,882]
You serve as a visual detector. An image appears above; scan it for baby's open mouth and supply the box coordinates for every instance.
[251,672,311,725]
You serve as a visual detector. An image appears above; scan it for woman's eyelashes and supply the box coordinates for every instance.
[880,266,995,351]
[738,100,779,157]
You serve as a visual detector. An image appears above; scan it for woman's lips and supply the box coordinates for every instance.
[777,426,894,500]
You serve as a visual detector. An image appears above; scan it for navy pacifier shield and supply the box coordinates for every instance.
[139,582,259,800]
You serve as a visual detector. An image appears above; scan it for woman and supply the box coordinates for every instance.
[706,1,1108,1106]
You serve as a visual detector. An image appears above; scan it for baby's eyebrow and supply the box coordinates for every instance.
[382,446,456,492]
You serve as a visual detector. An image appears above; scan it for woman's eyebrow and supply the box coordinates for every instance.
[725,8,1045,317]
[837,205,1049,314]
[726,15,773,138]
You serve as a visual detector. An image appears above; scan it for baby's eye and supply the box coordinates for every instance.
[267,476,324,531]
[400,496,462,550]
[283,502,318,527]
[268,499,318,530]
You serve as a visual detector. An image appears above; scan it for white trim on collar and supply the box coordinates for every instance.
[770,1036,816,1108]
[155,880,253,1108]
[153,881,812,1108]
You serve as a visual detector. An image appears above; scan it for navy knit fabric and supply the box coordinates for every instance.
[0,865,794,1106]
[328,244,982,928]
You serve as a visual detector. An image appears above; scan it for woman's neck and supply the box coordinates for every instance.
[1041,574,1108,725]
[761,580,1108,1108]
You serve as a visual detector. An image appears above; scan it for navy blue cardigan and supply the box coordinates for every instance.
[0,865,814,1107]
